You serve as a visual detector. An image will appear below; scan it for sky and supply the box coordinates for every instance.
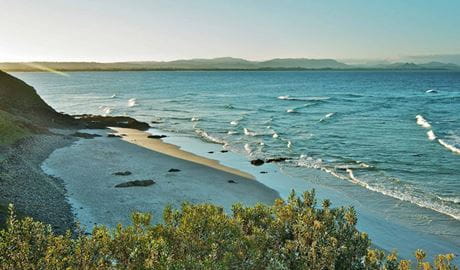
[0,0,459,62]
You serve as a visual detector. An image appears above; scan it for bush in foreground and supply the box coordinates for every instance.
[0,190,457,269]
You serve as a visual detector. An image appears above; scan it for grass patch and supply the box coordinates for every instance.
[0,110,30,145]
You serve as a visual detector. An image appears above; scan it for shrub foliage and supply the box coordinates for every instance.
[0,190,457,269]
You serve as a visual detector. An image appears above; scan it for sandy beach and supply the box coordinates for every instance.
[41,128,279,231]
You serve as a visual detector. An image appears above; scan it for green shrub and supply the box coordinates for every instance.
[0,190,457,269]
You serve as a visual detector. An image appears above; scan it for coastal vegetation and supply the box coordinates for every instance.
[0,190,457,269]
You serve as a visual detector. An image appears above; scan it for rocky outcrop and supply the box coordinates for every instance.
[250,159,265,166]
[113,171,132,176]
[148,135,167,139]
[71,132,102,139]
[115,180,155,188]
[75,115,150,131]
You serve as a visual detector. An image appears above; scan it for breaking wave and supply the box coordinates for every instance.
[415,115,431,128]
[195,129,226,144]
[278,95,330,101]
[438,139,460,154]
[127,98,138,107]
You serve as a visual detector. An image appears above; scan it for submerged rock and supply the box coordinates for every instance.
[113,171,132,176]
[208,151,214,154]
[228,180,237,183]
[71,132,102,139]
[107,134,121,138]
[260,171,268,174]
[115,180,155,188]
[220,150,229,153]
[250,159,264,166]
[168,168,181,172]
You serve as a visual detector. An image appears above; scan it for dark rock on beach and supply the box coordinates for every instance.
[148,135,167,139]
[250,159,265,166]
[168,168,181,172]
[71,132,102,139]
[115,180,155,188]
[113,171,132,176]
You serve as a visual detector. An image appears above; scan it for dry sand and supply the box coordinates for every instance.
[41,129,279,231]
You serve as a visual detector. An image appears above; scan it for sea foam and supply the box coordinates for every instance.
[415,115,431,128]
[127,98,138,107]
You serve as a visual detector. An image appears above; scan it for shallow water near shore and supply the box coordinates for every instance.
[13,71,460,257]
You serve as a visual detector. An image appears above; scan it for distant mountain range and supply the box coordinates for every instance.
[1,57,459,71]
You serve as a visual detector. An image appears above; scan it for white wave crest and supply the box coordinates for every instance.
[272,133,279,138]
[100,106,112,116]
[230,120,238,126]
[243,128,257,136]
[191,117,200,122]
[127,98,138,107]
[427,130,436,141]
[415,115,431,128]
[244,143,252,154]
[319,112,335,122]
[438,139,460,154]
[110,94,117,98]
[195,129,226,144]
[287,140,292,148]
[278,95,330,101]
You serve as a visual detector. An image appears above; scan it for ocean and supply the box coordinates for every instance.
[13,70,460,256]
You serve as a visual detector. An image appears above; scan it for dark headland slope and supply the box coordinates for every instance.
[0,70,149,231]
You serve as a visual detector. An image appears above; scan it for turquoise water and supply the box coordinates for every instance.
[13,71,460,254]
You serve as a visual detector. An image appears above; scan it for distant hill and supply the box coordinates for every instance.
[0,58,459,71]
[257,58,349,69]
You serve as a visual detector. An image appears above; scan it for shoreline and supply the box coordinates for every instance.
[111,127,254,180]
[41,128,279,231]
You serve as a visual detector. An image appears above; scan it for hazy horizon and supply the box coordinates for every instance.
[1,0,459,62]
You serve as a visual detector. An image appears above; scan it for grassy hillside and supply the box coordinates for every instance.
[0,70,78,145]
[0,110,30,145]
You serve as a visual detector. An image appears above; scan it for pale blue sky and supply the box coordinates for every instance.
[0,0,459,62]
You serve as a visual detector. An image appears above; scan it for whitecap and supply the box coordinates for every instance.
[319,112,335,122]
[127,98,138,107]
[230,120,238,126]
[195,129,226,144]
[100,106,112,115]
[244,143,252,154]
[243,128,257,136]
[110,94,117,98]
[438,139,460,154]
[286,109,296,113]
[427,130,436,141]
[191,117,200,122]
[227,131,238,135]
[272,133,279,138]
[415,115,431,128]
[287,140,292,148]
[425,89,438,93]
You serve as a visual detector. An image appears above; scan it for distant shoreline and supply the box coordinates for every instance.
[6,67,459,72]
